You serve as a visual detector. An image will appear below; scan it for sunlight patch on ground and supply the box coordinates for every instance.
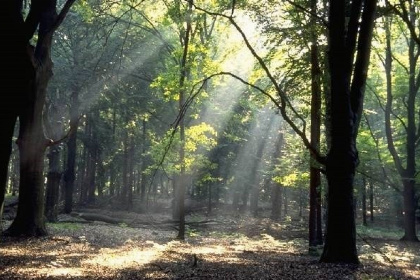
[83,240,168,270]
[19,267,85,277]
[193,245,226,255]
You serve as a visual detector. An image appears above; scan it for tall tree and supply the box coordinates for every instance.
[381,6,419,241]
[5,0,76,236]
[308,0,323,250]
[320,0,377,263]
[0,1,33,222]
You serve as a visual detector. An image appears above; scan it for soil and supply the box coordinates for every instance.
[0,208,419,279]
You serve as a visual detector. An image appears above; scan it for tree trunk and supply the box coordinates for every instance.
[401,178,418,241]
[362,177,367,226]
[45,145,62,222]
[0,115,18,226]
[308,0,323,246]
[63,89,80,213]
[271,184,282,221]
[175,0,193,240]
[0,1,33,229]
[320,0,376,264]
[140,119,148,202]
[283,188,288,216]
[86,115,97,205]
[369,181,374,222]
[5,0,71,236]
[383,13,419,242]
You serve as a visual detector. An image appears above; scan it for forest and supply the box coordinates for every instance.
[0,0,419,279]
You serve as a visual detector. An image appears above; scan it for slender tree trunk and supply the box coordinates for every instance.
[309,0,323,248]
[140,119,147,202]
[383,14,419,242]
[63,89,80,213]
[283,188,288,216]
[369,181,374,222]
[362,177,367,226]
[271,184,282,221]
[175,0,193,240]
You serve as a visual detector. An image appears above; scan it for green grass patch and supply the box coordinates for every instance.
[357,224,403,240]
[48,222,82,231]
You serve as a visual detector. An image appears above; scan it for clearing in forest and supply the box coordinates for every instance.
[0,208,419,279]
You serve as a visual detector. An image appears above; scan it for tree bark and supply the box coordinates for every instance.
[369,181,374,222]
[63,89,80,213]
[320,0,377,264]
[383,13,419,242]
[175,0,193,240]
[362,176,367,226]
[309,0,323,248]
[0,1,33,226]
[45,145,62,222]
[6,0,70,236]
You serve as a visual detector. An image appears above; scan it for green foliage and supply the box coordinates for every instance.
[149,122,217,175]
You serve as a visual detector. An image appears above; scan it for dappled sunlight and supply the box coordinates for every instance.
[358,240,420,279]
[19,267,85,278]
[83,241,165,269]
[1,220,419,279]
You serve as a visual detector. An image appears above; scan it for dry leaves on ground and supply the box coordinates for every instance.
[0,211,419,279]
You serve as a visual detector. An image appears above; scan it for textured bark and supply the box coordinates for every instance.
[6,0,76,236]
[0,1,33,226]
[6,0,60,236]
[320,0,377,264]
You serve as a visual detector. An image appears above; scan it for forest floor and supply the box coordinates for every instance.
[0,207,419,279]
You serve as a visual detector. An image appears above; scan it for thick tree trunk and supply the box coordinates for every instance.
[6,52,52,236]
[401,178,418,241]
[321,0,357,263]
[0,1,33,226]
[321,0,376,264]
[5,0,69,235]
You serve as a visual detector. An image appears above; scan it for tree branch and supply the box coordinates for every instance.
[191,3,325,165]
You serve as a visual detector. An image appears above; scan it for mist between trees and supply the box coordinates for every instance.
[0,0,419,270]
